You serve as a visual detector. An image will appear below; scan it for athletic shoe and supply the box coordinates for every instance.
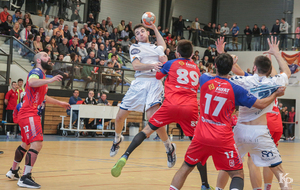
[110,135,124,157]
[111,156,127,177]
[201,185,215,190]
[17,173,40,189]
[6,167,20,180]
[167,143,176,168]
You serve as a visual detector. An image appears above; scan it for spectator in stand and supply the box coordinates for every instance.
[23,18,31,29]
[0,6,9,23]
[103,32,110,41]
[118,20,126,33]
[58,38,70,56]
[69,39,79,54]
[53,24,64,38]
[49,37,59,58]
[17,18,24,31]
[104,40,111,52]
[16,78,24,104]
[169,40,177,52]
[71,9,81,23]
[63,25,72,40]
[288,107,296,140]
[270,19,280,39]
[203,56,209,66]
[50,16,60,29]
[252,24,260,51]
[174,15,187,37]
[44,44,56,60]
[43,15,50,29]
[110,40,116,49]
[126,21,133,38]
[87,42,97,57]
[83,51,97,65]
[246,68,252,74]
[215,24,221,34]
[46,23,54,38]
[23,13,33,26]
[244,25,252,51]
[69,35,79,47]
[119,36,131,53]
[166,33,172,44]
[98,93,111,105]
[108,47,122,63]
[4,81,18,132]
[88,29,98,42]
[20,25,32,42]
[87,38,99,50]
[23,34,35,61]
[94,22,102,33]
[202,46,212,61]
[79,35,88,47]
[106,21,114,35]
[280,18,289,50]
[295,24,300,51]
[278,103,283,110]
[52,54,69,88]
[38,27,45,42]
[98,43,108,60]
[82,58,95,89]
[191,17,201,46]
[165,48,176,60]
[78,28,86,40]
[59,19,65,28]
[87,13,95,24]
[77,42,88,59]
[67,89,83,126]
[2,15,13,35]
[210,47,218,62]
[71,27,78,38]
[90,0,101,23]
[230,22,239,51]
[97,30,104,41]
[121,26,129,39]
[100,19,106,31]
[110,28,119,41]
[12,10,21,24]
[11,22,22,49]
[260,24,269,51]
[71,20,79,32]
[33,35,43,53]
[53,30,63,45]
[220,22,230,42]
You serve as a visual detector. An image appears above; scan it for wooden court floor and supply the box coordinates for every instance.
[0,137,299,190]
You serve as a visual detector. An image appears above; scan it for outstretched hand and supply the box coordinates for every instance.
[263,36,280,55]
[143,21,156,30]
[215,37,226,54]
[275,86,286,97]
[49,75,63,83]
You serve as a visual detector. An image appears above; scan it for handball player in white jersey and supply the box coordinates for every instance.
[109,22,173,158]
[215,36,292,190]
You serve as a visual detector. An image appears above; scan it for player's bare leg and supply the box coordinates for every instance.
[269,164,292,190]
[170,162,195,190]
[263,167,273,189]
[216,170,229,190]
[110,109,131,157]
[6,142,30,180]
[226,169,244,190]
[247,156,262,189]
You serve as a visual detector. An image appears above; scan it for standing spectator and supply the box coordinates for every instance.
[4,81,18,132]
[220,22,230,41]
[191,17,201,46]
[230,22,239,51]
[118,20,126,33]
[67,89,82,126]
[288,107,295,140]
[106,21,114,35]
[90,0,101,23]
[280,18,289,50]
[45,23,54,38]
[174,15,186,37]
[86,13,95,24]
[16,78,24,104]
[63,25,72,40]
[50,16,60,29]
[244,25,252,51]
[0,6,9,23]
[294,24,300,51]
[58,38,69,56]
[252,24,260,51]
[260,24,269,51]
[278,103,283,110]
[77,42,88,59]
[71,9,81,23]
[45,0,55,16]
[126,21,133,38]
[270,19,280,39]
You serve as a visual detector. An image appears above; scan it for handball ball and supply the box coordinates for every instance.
[142,12,156,25]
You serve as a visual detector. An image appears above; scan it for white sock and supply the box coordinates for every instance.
[12,160,20,170]
[216,187,224,190]
[264,183,271,190]
[169,185,178,190]
[23,165,32,175]
[163,139,172,152]
[114,133,121,143]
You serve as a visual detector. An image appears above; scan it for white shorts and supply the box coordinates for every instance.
[233,123,282,167]
[120,77,163,112]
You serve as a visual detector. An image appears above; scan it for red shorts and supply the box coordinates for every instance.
[185,138,243,171]
[19,116,43,145]
[148,104,198,137]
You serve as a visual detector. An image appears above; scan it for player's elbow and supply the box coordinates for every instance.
[253,100,266,109]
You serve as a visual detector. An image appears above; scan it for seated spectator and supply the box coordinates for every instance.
[97,30,104,41]
[203,56,209,66]
[23,18,32,29]
[71,20,79,32]
[4,81,18,134]
[71,9,81,23]
[52,54,69,87]
[166,33,172,44]
[17,18,24,31]
[165,48,176,60]
[102,61,119,93]
[87,38,99,51]
[53,30,63,45]
[97,93,111,105]
[58,38,69,56]
[202,46,212,61]
[71,26,78,38]
[110,54,121,69]
[84,23,91,36]
[33,35,43,53]
[106,21,113,34]
[96,37,103,48]
[119,36,131,53]
[50,16,60,29]
[81,58,95,89]
[12,10,21,23]
[110,27,119,41]
[100,19,106,31]
[37,27,45,42]
[121,26,129,38]
[97,43,108,60]
[43,15,50,29]
[44,44,55,60]
[69,35,79,47]
[79,35,88,47]
[108,47,122,64]
[2,15,13,35]
[49,37,59,58]
[83,89,97,127]
[20,25,32,42]
[53,24,64,38]
[66,89,82,126]
[77,42,88,59]
[88,29,98,42]
[169,40,177,52]
[0,6,9,23]
[46,23,54,38]
[117,20,125,32]
[94,22,102,33]
[59,19,65,28]
[78,28,86,40]
[83,51,98,65]
[63,25,72,40]
[210,47,218,62]
[126,21,133,38]
[103,32,110,41]
[87,42,98,57]
[10,22,21,49]
[69,38,79,54]
[104,40,111,52]
[86,13,95,24]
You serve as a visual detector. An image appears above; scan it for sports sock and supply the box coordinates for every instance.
[253,188,262,190]
[114,132,121,143]
[197,162,209,188]
[12,145,27,170]
[216,188,224,190]
[230,177,244,190]
[123,132,147,159]
[169,185,178,190]
[23,149,39,175]
[163,139,173,152]
[264,183,271,190]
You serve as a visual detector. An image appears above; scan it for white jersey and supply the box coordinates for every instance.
[129,42,165,78]
[230,73,288,122]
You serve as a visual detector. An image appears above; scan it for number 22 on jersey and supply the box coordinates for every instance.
[177,69,199,86]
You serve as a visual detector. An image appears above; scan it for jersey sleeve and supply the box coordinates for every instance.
[129,45,142,62]
[244,72,253,77]
[160,60,173,74]
[229,75,249,87]
[28,68,44,80]
[270,73,289,86]
[232,83,257,108]
[156,45,165,56]
[200,73,215,87]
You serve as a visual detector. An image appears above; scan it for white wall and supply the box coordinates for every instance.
[230,50,300,139]
[10,64,29,84]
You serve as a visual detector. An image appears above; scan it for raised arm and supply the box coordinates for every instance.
[143,21,166,50]
[46,95,70,109]
[231,55,245,76]
[28,75,63,88]
[263,36,291,78]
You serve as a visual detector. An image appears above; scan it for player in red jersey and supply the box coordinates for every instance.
[111,41,213,189]
[169,47,286,189]
[6,52,70,189]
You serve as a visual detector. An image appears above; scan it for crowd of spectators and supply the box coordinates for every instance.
[278,103,296,141]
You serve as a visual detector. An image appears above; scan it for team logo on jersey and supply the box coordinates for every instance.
[131,48,141,55]
[208,83,215,90]
[178,61,185,66]
[229,159,235,167]
[215,87,230,94]
[186,62,196,69]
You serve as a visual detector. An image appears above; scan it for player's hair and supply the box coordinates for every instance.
[11,81,16,85]
[177,40,193,58]
[18,78,23,82]
[133,24,147,33]
[254,55,272,75]
[73,89,79,93]
[214,53,233,76]
[33,52,44,64]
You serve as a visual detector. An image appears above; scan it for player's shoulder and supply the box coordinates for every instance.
[29,68,43,76]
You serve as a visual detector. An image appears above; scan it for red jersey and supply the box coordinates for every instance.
[231,115,238,127]
[156,58,200,105]
[195,74,257,147]
[18,68,48,119]
[5,89,18,110]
